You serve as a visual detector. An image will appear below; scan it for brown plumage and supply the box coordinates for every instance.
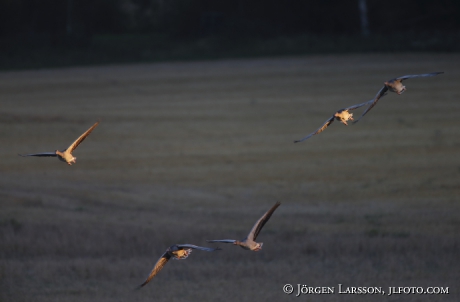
[294,101,374,143]
[207,202,281,251]
[137,244,220,288]
[18,121,99,165]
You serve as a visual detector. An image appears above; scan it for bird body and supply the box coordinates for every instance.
[334,108,354,126]
[170,246,193,260]
[385,78,405,95]
[207,202,281,251]
[55,149,76,165]
[234,239,263,251]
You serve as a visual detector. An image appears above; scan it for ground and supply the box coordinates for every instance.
[0,53,459,301]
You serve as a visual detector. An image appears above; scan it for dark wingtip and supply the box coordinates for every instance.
[133,285,143,291]
[293,140,299,143]
[272,201,282,210]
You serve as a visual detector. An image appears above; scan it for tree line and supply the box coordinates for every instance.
[1,0,459,45]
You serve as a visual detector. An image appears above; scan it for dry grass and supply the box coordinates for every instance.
[0,53,459,301]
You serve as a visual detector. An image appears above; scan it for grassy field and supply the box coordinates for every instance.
[0,53,459,301]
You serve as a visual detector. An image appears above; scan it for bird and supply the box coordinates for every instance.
[18,121,99,165]
[207,202,281,251]
[294,100,376,143]
[137,244,221,288]
[353,72,444,123]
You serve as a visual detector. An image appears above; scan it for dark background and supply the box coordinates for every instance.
[1,1,459,301]
[1,0,460,69]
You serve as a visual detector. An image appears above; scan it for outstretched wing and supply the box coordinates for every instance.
[247,202,281,241]
[138,252,171,288]
[294,116,335,143]
[18,152,57,157]
[66,121,99,153]
[353,86,388,124]
[396,71,444,82]
[176,244,221,252]
[206,239,236,244]
[344,100,373,111]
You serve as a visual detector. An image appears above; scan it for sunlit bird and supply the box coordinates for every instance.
[353,72,444,123]
[294,101,375,143]
[18,121,99,165]
[137,244,221,288]
[207,202,280,251]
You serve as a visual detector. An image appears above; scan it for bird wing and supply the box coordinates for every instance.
[344,100,373,111]
[176,244,221,252]
[247,202,281,241]
[206,239,236,244]
[138,252,171,288]
[294,116,335,143]
[66,121,99,153]
[18,152,57,157]
[353,86,388,124]
[396,71,444,81]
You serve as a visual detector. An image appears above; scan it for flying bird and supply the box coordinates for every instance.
[18,121,99,165]
[294,101,375,143]
[138,244,221,288]
[353,72,444,123]
[207,202,280,251]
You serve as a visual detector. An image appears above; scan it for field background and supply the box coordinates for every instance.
[1,53,459,301]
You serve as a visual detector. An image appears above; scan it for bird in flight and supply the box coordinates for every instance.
[353,72,444,123]
[18,121,99,165]
[294,101,376,143]
[207,202,281,251]
[137,244,221,288]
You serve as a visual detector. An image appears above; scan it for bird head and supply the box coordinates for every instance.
[253,242,263,251]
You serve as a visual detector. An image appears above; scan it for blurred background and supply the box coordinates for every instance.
[1,0,460,70]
